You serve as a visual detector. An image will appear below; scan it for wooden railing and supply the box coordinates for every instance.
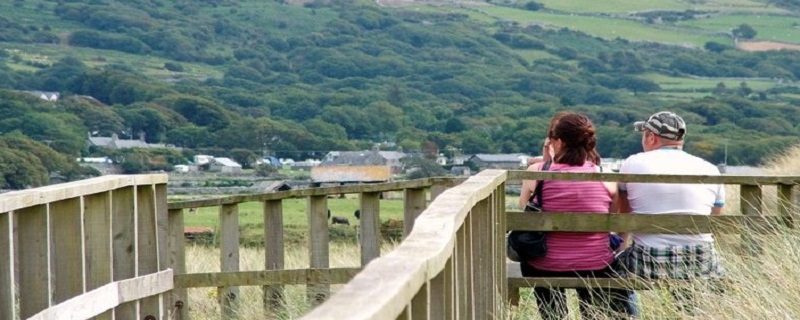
[166,176,464,319]
[0,175,173,320]
[305,170,800,319]
[302,170,509,319]
[5,169,799,320]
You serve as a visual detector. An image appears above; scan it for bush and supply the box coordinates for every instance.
[164,62,185,72]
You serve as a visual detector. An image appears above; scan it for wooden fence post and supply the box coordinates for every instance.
[404,188,426,238]
[84,192,113,320]
[136,186,160,318]
[778,184,795,228]
[50,198,83,306]
[308,195,329,305]
[740,185,763,255]
[155,184,170,319]
[168,208,188,320]
[263,199,284,312]
[219,204,240,319]
[360,192,381,266]
[112,186,137,319]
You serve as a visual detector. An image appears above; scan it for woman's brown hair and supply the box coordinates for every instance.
[549,112,601,166]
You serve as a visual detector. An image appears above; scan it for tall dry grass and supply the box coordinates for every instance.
[185,146,800,319]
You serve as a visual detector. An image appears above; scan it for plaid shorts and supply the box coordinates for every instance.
[618,242,725,280]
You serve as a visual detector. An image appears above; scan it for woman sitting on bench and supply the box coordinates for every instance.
[519,112,635,320]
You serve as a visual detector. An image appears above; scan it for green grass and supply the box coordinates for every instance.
[642,72,780,91]
[678,14,800,44]
[533,0,786,13]
[473,6,728,47]
[0,43,225,80]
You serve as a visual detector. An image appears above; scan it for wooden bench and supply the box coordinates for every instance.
[505,211,791,305]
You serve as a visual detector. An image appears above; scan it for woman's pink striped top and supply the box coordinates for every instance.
[527,162,614,271]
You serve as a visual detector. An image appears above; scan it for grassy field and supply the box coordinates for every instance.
[642,72,781,91]
[531,0,785,14]
[464,6,729,48]
[182,145,800,319]
[677,14,800,44]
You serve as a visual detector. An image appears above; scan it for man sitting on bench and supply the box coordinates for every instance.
[617,111,726,311]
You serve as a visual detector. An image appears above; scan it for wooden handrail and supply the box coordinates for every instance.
[174,268,361,288]
[301,170,508,320]
[509,170,800,185]
[28,269,173,320]
[167,177,463,209]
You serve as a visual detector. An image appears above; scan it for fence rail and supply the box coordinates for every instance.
[5,169,800,320]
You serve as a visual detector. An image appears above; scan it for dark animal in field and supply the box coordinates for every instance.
[354,209,360,220]
[332,216,350,225]
[327,209,330,219]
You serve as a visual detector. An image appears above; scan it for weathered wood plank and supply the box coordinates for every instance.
[263,199,284,312]
[168,208,188,320]
[410,280,428,319]
[50,198,83,304]
[509,170,800,185]
[360,192,381,266]
[111,186,137,320]
[17,204,50,318]
[428,260,447,320]
[299,170,506,320]
[0,211,14,320]
[29,269,173,320]
[219,203,240,319]
[403,188,426,238]
[307,195,329,305]
[506,212,785,233]
[778,184,794,228]
[83,192,113,320]
[136,185,160,319]
[169,178,453,209]
[154,183,170,318]
[472,198,491,319]
[0,175,167,213]
[174,268,361,288]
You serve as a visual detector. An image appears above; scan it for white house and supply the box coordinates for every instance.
[173,165,190,173]
[193,155,214,165]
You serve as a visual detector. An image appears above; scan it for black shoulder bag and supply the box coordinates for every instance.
[507,161,551,262]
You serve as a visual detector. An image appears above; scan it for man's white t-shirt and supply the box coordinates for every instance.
[619,148,725,247]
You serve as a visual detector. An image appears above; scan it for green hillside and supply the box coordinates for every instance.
[0,0,799,189]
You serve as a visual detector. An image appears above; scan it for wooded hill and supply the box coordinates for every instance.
[1,0,799,188]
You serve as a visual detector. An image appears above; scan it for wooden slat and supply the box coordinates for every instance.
[17,204,50,318]
[410,280,428,319]
[778,184,794,228]
[299,170,506,320]
[472,198,491,319]
[308,195,329,305]
[0,175,167,213]
[112,186,137,320]
[50,198,83,304]
[403,188,426,237]
[740,185,764,255]
[174,268,361,288]
[506,212,785,233]
[83,192,113,320]
[0,211,13,320]
[428,261,446,320]
[493,184,506,317]
[29,269,173,320]
[219,204,240,319]
[168,178,457,209]
[168,209,188,320]
[136,185,160,318]
[360,192,381,266]
[263,199,284,312]
[154,183,170,318]
[509,170,800,185]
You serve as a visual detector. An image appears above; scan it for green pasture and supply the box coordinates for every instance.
[642,72,779,91]
[473,6,727,47]
[0,43,224,80]
[678,14,800,44]
[532,0,786,14]
[179,196,407,245]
